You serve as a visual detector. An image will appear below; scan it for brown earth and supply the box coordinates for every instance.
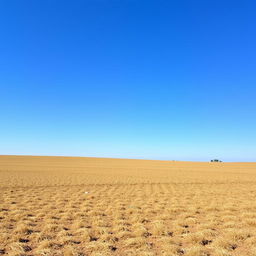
[1,155,256,256]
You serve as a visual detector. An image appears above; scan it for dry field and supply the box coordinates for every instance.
[1,156,256,256]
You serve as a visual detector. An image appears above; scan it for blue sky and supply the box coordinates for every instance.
[1,0,256,161]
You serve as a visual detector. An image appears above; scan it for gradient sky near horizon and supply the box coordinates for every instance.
[1,0,256,161]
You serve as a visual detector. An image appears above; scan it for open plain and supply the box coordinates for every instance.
[1,155,256,256]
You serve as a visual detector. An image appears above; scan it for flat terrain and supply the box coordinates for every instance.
[1,156,256,256]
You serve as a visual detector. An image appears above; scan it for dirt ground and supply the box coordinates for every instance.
[1,155,256,256]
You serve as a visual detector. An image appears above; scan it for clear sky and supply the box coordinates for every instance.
[1,0,256,161]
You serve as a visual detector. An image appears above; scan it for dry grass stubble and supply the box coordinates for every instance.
[1,156,256,255]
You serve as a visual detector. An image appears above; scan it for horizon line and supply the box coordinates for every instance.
[0,154,255,163]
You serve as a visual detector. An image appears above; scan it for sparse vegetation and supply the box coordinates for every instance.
[0,155,256,255]
[211,159,222,162]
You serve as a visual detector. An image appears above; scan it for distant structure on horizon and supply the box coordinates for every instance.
[210,159,222,162]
